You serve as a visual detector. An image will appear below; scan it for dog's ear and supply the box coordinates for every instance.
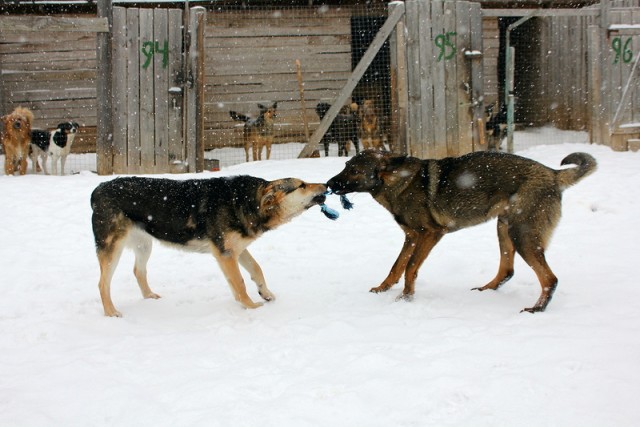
[259,183,283,213]
[377,152,412,184]
[272,102,278,109]
[258,103,266,111]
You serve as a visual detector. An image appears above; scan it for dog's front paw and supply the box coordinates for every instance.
[104,308,122,317]
[370,284,392,293]
[259,289,276,302]
[241,300,264,309]
[395,292,414,302]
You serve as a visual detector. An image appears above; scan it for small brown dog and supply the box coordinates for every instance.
[230,102,278,162]
[2,107,34,175]
[359,99,384,150]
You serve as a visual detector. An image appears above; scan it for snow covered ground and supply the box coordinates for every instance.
[1,128,639,426]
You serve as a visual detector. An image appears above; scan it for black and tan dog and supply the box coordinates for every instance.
[91,175,327,317]
[230,102,277,162]
[315,102,360,157]
[328,150,597,313]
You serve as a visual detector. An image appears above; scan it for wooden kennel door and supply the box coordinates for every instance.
[400,0,485,158]
[110,6,205,174]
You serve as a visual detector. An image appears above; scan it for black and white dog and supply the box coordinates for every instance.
[30,122,80,175]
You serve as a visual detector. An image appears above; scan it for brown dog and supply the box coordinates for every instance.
[327,150,597,313]
[359,99,384,150]
[230,102,277,162]
[1,107,34,175]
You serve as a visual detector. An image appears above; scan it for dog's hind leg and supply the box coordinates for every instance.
[509,216,559,313]
[239,249,275,302]
[41,155,48,175]
[215,253,263,309]
[97,241,126,317]
[30,150,38,174]
[50,155,59,175]
[517,242,558,313]
[130,230,161,300]
[472,218,515,292]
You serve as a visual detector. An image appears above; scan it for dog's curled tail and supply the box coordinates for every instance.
[229,111,249,123]
[556,152,597,190]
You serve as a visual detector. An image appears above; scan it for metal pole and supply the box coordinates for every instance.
[504,13,537,153]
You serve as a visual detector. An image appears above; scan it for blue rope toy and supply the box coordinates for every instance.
[320,191,353,220]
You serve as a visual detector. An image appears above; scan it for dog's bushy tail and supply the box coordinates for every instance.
[556,152,597,190]
[229,111,249,122]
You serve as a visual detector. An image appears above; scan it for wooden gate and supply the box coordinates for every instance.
[298,0,484,159]
[399,0,484,158]
[104,6,205,174]
[590,1,640,151]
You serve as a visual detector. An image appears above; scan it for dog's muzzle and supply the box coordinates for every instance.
[327,178,347,195]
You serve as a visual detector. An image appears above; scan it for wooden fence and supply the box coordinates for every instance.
[0,15,108,153]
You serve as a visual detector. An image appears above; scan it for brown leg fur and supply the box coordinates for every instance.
[370,229,418,293]
[97,241,126,317]
[215,253,263,309]
[238,249,274,302]
[399,231,443,299]
[473,219,515,291]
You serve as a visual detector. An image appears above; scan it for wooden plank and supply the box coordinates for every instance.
[0,70,96,83]
[206,23,351,38]
[204,35,350,49]
[430,1,447,158]
[588,25,602,144]
[167,9,184,168]
[387,1,402,153]
[456,1,473,155]
[111,7,128,173]
[405,0,422,158]
[418,0,435,158]
[469,2,485,152]
[153,9,170,173]
[0,49,96,64]
[186,7,207,172]
[482,9,600,18]
[139,8,156,174]
[1,60,96,72]
[126,8,141,174]
[96,0,113,175]
[444,1,458,157]
[0,16,109,33]
[0,31,96,44]
[298,2,405,158]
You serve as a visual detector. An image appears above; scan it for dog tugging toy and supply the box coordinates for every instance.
[320,191,353,220]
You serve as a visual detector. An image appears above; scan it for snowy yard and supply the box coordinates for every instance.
[1,129,639,426]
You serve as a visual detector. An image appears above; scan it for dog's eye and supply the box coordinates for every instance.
[298,183,306,189]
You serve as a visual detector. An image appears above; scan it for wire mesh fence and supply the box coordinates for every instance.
[203,3,393,168]
[0,1,607,176]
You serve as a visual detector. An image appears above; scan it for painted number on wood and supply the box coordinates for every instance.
[142,40,169,69]
[612,37,633,64]
[435,32,457,62]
